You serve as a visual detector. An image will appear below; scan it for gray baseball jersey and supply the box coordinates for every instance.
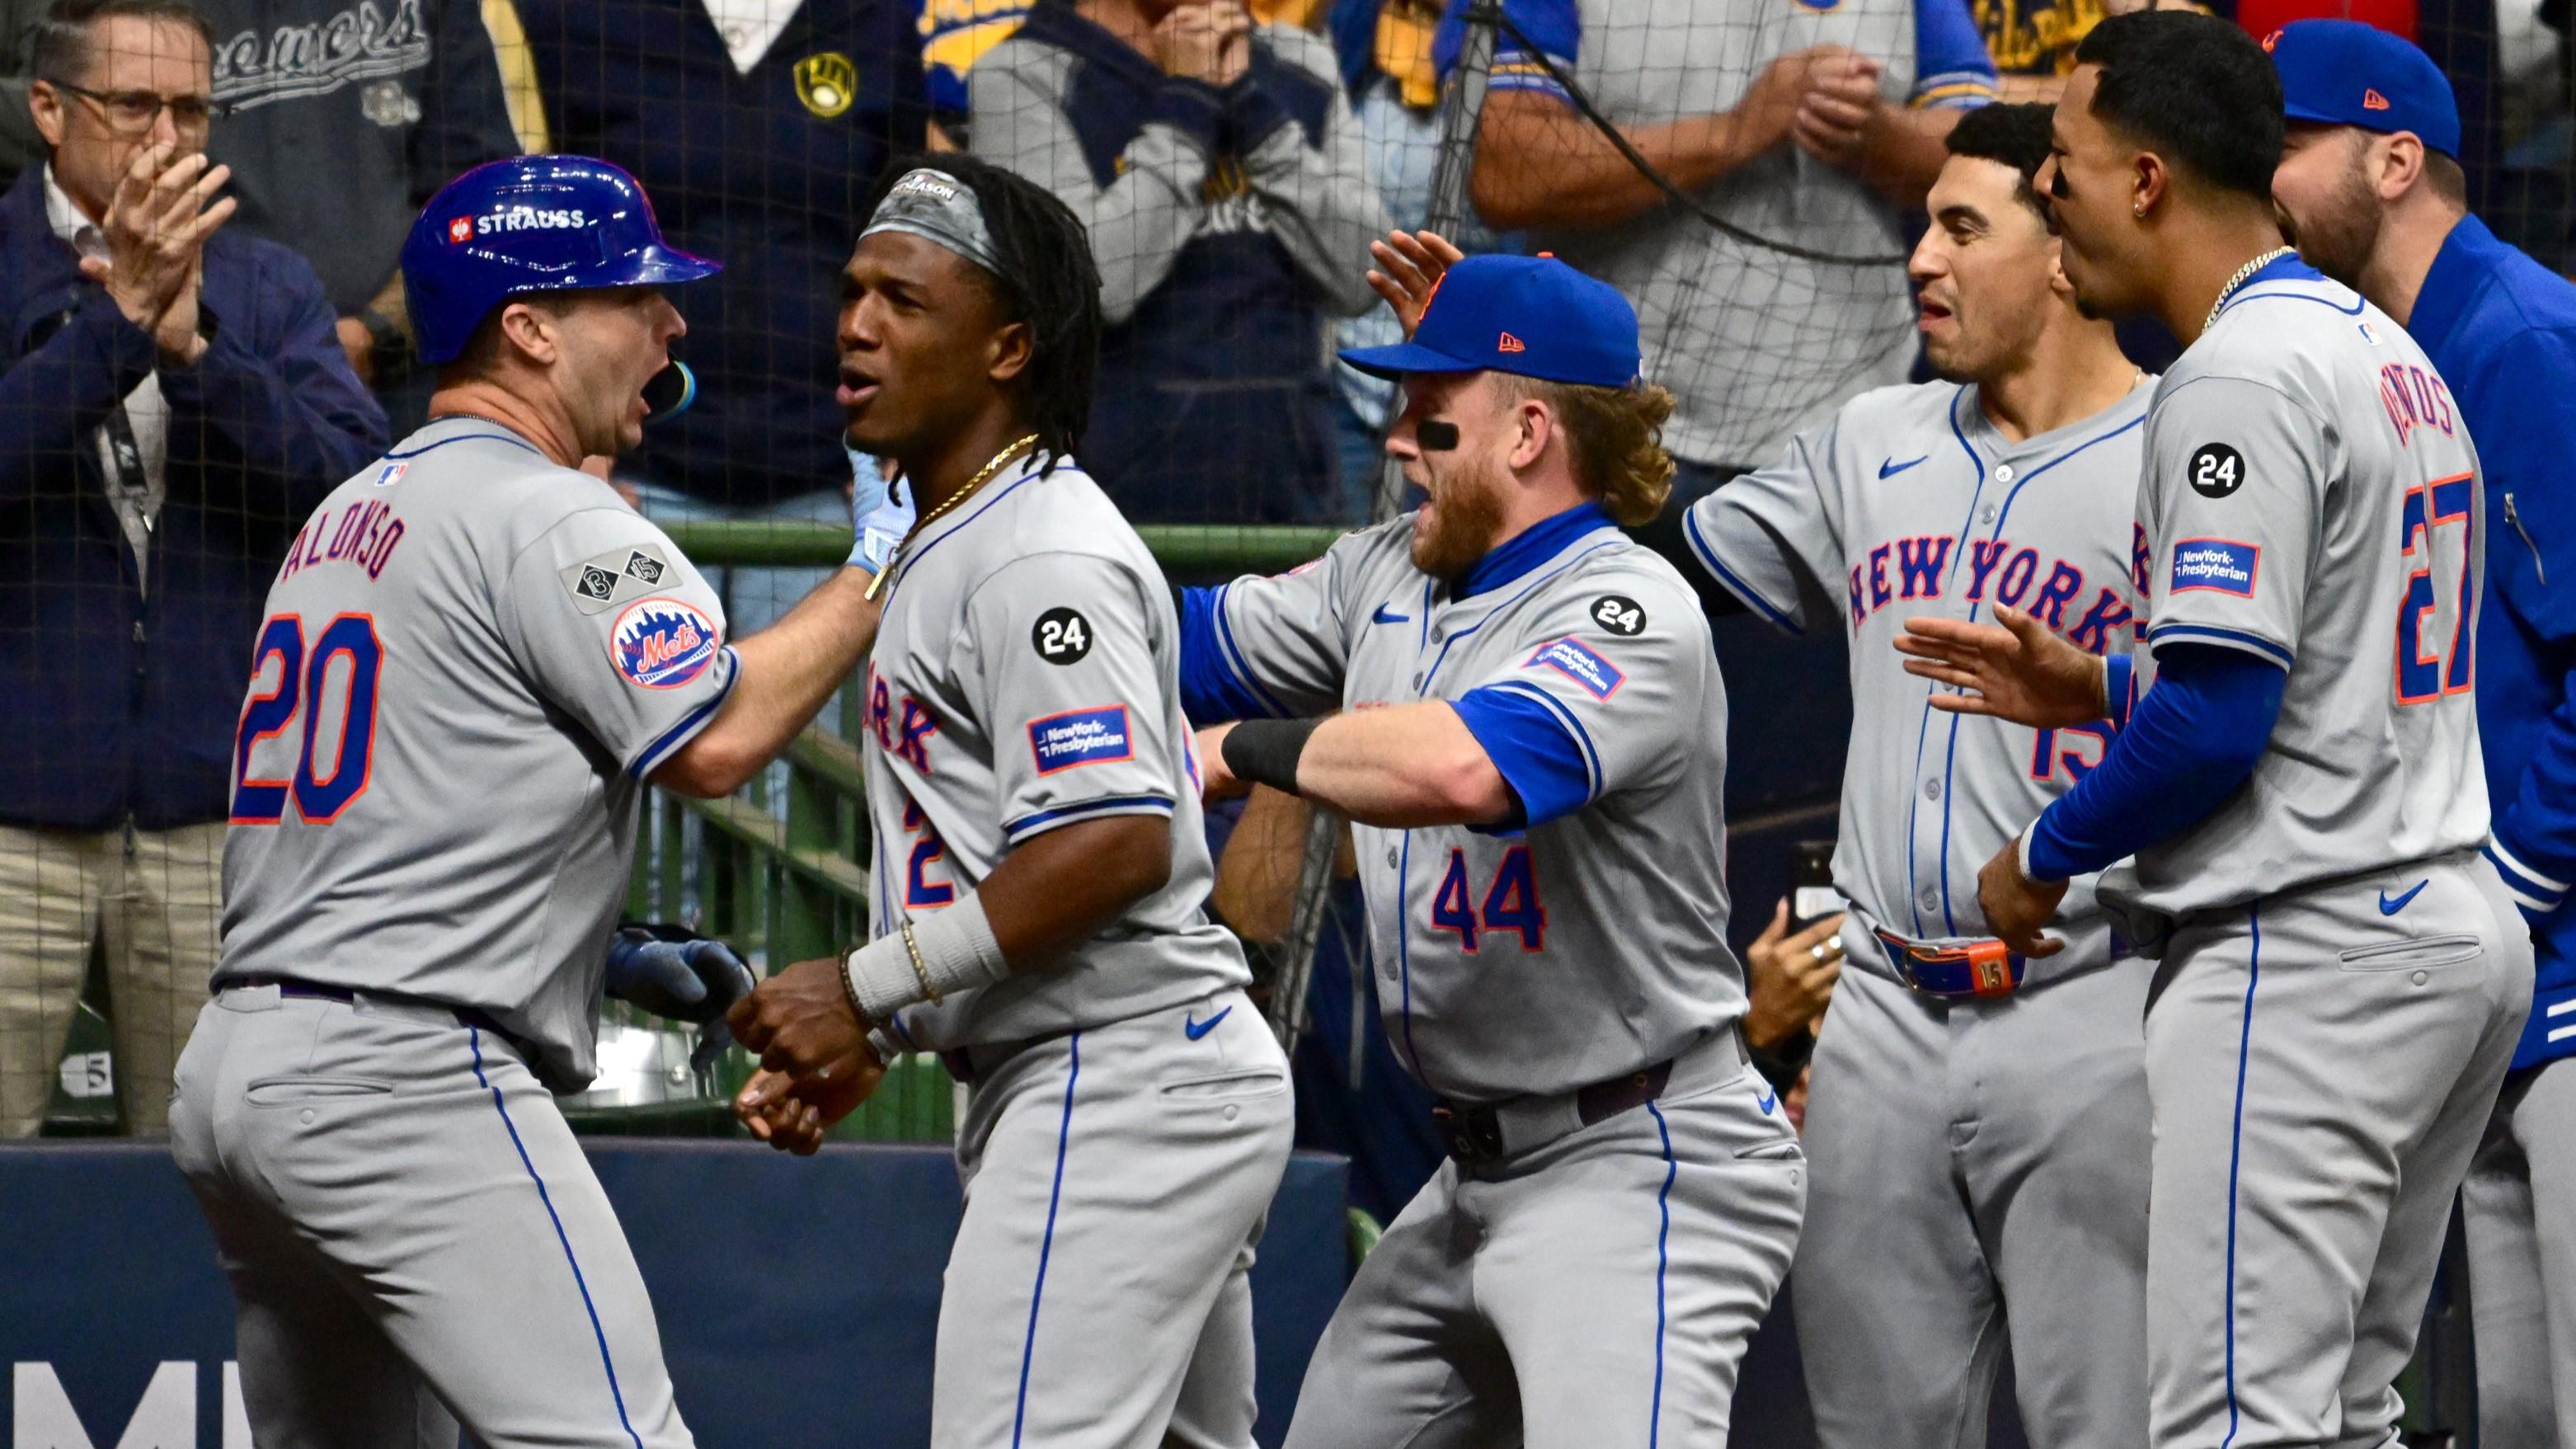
[1488,0,1999,468]
[1684,376,2157,1447]
[217,416,740,1090]
[1686,375,2153,976]
[1187,503,1737,1102]
[862,453,1249,1054]
[2107,261,2489,919]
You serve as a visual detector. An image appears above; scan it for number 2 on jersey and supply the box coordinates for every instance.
[1427,846,1545,953]
[2396,473,2475,703]
[230,613,383,825]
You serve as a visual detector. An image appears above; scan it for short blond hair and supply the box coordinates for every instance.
[1501,375,1677,527]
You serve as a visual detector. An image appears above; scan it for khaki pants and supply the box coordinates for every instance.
[0,821,224,1137]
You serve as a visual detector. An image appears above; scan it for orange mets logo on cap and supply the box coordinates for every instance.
[2362,87,2391,110]
[447,215,473,244]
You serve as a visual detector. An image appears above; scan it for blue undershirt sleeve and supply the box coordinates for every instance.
[1449,685,1593,835]
[2025,645,2285,882]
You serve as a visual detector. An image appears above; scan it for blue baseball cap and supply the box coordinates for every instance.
[1341,254,1641,388]
[2267,19,2461,158]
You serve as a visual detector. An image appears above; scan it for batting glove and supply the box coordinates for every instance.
[850,477,915,574]
[604,926,759,1073]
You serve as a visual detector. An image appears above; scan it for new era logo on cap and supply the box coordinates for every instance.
[2363,87,2391,110]
[447,216,472,243]
[1498,332,1525,353]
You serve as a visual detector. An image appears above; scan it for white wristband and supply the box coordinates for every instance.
[842,891,1008,1022]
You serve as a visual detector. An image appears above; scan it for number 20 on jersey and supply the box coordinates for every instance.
[231,613,384,825]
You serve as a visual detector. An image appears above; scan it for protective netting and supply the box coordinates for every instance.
[0,0,2566,1193]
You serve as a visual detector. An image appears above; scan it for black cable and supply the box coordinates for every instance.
[1469,0,1911,267]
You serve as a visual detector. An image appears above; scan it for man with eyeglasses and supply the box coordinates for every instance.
[0,0,383,1138]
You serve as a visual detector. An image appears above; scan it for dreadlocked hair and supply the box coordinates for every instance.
[865,153,1104,476]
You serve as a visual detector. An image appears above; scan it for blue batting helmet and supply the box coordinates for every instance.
[402,155,721,366]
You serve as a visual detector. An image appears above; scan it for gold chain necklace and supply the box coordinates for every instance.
[863,434,1040,601]
[2203,247,2296,336]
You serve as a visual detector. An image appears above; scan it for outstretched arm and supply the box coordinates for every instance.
[1200,703,1516,830]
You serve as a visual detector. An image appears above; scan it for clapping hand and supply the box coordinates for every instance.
[1789,49,1887,167]
[80,140,233,365]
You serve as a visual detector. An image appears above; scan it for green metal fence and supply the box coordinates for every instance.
[42,523,1330,1142]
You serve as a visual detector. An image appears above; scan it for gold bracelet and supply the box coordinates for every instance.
[900,921,942,1004]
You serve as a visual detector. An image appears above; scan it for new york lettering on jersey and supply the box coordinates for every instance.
[854,455,1248,1055]
[1684,379,2151,954]
[2113,256,2489,915]
[1185,505,1741,1103]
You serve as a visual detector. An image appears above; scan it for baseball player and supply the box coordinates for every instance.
[1895,14,2531,1445]
[1660,101,2155,1447]
[2264,23,2576,1444]
[1176,252,1802,1447]
[167,155,891,1449]
[723,155,1295,1449]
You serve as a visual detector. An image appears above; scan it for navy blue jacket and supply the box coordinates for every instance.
[518,0,928,508]
[2411,212,2576,1070]
[0,168,387,831]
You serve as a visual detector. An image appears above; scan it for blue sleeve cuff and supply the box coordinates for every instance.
[1450,683,1596,834]
[2487,833,2571,922]
[2105,653,2136,732]
[1178,584,1288,725]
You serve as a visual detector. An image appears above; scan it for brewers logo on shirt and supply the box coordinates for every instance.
[795,52,858,117]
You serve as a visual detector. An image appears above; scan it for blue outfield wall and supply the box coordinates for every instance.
[0,1141,1349,1449]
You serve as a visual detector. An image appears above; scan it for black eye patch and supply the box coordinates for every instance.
[1417,419,1460,451]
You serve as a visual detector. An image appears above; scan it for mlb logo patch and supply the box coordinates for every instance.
[1029,706,1135,775]
[2170,539,2260,597]
[447,215,473,244]
[609,598,721,689]
[1525,637,1624,699]
[371,461,408,487]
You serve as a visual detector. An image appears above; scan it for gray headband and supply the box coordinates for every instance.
[860,167,1004,278]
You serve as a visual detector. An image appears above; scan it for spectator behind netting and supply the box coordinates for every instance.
[970,0,1391,524]
[0,0,523,406]
[0,0,384,1137]
[512,0,927,625]
[1319,0,1509,520]
[1433,0,1995,502]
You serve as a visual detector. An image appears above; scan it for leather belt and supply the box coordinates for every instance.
[1872,929,2025,998]
[1430,1029,1749,1166]
[225,975,524,1048]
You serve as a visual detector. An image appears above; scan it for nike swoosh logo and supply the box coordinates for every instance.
[2379,880,2429,915]
[1371,605,1409,625]
[1878,454,1929,478]
[1755,1084,1778,1115]
[1185,1005,1233,1041]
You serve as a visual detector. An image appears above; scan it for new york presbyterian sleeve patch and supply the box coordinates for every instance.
[2169,539,2260,597]
[1029,705,1136,774]
[1523,637,1626,699]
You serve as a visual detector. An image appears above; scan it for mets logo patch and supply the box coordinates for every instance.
[1525,637,1624,699]
[2169,539,2259,597]
[609,598,721,689]
[795,52,858,117]
[1029,705,1135,775]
